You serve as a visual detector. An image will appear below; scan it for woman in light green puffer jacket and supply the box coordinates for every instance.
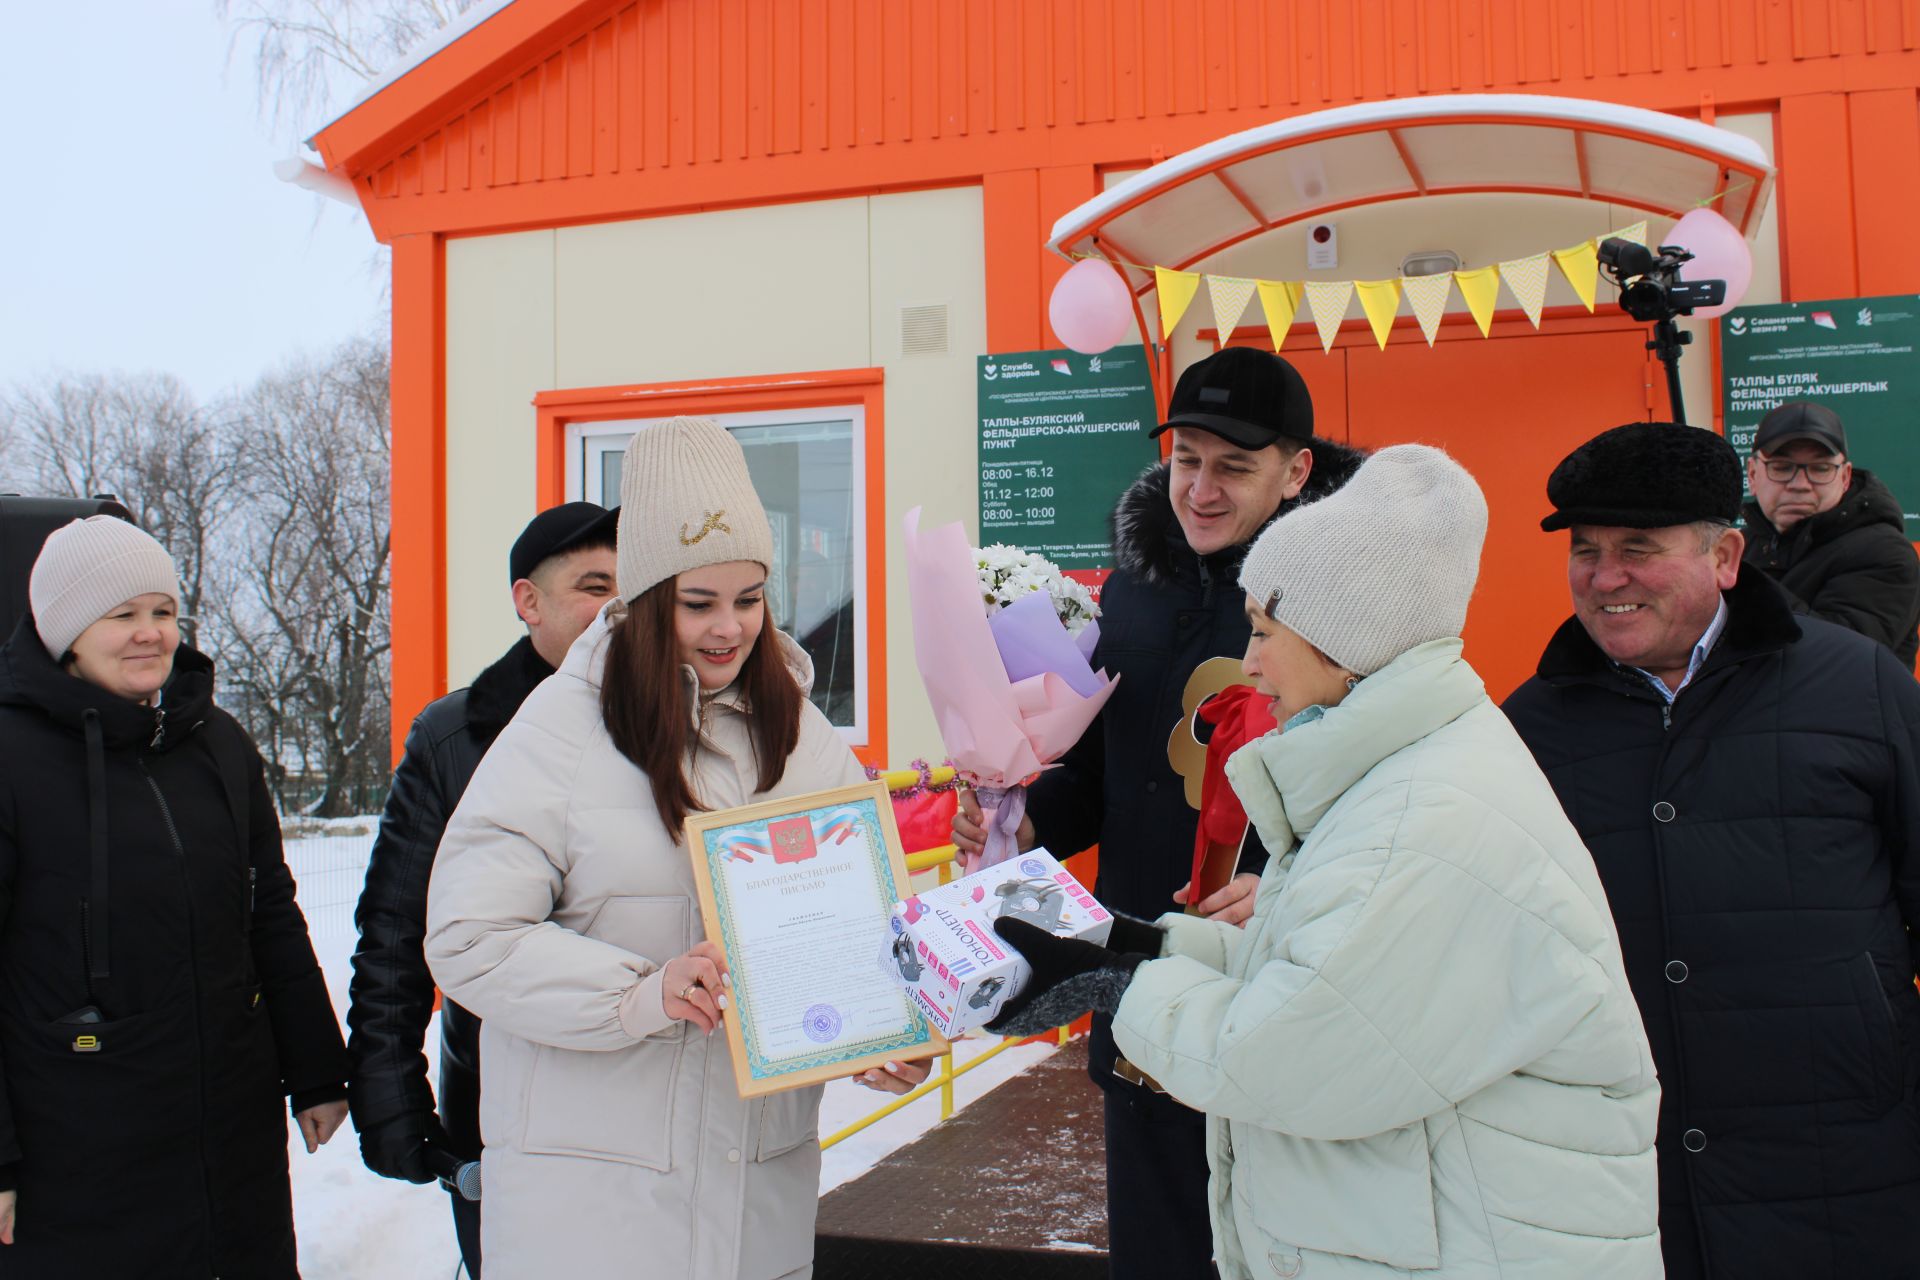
[989,446,1662,1278]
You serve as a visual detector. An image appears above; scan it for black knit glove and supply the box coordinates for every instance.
[985,917,1151,1039]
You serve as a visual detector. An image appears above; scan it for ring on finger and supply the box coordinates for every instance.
[678,982,698,1002]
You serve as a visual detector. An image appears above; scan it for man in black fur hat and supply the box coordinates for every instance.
[952,346,1363,1279]
[1504,422,1920,1280]
[347,502,617,1278]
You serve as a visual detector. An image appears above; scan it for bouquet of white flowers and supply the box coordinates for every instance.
[974,543,1100,636]
[904,510,1119,872]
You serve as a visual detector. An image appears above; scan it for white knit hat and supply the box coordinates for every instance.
[30,516,182,659]
[1238,444,1487,676]
[616,417,776,601]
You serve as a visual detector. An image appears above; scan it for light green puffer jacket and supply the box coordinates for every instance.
[1112,639,1662,1279]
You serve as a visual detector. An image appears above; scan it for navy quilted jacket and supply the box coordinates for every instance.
[1503,566,1920,1280]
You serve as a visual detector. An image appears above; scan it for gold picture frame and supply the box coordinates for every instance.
[684,779,948,1097]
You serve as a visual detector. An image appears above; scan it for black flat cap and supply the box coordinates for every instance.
[509,501,619,583]
[1540,422,1743,532]
[1151,346,1314,448]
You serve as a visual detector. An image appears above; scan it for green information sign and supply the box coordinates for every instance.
[976,346,1159,581]
[1721,295,1920,535]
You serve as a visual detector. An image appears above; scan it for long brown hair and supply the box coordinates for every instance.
[600,576,805,836]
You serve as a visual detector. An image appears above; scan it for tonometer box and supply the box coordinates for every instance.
[881,849,1112,1036]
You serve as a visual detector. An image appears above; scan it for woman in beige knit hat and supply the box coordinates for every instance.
[427,417,871,1279]
[0,516,350,1279]
[986,446,1663,1278]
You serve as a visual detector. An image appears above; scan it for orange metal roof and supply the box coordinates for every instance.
[309,0,1912,245]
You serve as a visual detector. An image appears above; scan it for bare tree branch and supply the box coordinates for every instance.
[221,334,393,815]
[216,0,487,138]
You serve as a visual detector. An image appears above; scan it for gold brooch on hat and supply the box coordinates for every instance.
[680,511,731,546]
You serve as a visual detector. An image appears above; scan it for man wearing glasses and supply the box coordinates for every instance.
[1743,401,1920,665]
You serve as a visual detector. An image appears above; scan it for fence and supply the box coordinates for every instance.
[282,818,379,942]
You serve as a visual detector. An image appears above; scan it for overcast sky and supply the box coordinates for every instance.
[0,3,387,403]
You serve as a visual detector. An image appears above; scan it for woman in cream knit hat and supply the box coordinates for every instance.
[0,516,350,1278]
[987,446,1663,1278]
[427,417,870,1278]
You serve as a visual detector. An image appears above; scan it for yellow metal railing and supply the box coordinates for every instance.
[822,768,1075,1151]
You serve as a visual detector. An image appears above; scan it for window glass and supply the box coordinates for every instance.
[581,415,860,731]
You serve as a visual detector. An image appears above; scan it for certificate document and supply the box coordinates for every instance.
[686,780,946,1096]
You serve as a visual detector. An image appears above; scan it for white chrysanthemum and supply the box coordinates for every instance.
[971,542,1101,635]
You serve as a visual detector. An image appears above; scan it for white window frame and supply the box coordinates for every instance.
[565,406,870,746]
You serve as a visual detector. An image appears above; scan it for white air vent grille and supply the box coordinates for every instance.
[900,303,950,355]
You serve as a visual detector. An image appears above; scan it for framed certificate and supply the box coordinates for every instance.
[685,780,947,1097]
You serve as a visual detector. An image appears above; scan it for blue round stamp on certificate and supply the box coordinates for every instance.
[1020,857,1047,877]
[802,1003,843,1043]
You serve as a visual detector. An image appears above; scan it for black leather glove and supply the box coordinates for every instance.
[985,917,1151,1039]
[359,1109,452,1185]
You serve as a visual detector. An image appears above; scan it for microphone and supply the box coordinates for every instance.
[426,1146,483,1202]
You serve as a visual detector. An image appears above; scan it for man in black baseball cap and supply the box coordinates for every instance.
[1505,421,1920,1280]
[948,345,1362,1280]
[347,502,617,1277]
[1148,345,1321,555]
[1740,401,1918,664]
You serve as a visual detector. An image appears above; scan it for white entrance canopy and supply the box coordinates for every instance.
[1046,94,1774,289]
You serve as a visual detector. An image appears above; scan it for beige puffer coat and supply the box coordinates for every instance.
[425,604,865,1279]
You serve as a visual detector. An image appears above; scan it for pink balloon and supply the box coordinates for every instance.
[1668,208,1753,320]
[1048,259,1135,354]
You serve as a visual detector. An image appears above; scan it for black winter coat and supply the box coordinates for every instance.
[0,620,348,1280]
[346,637,552,1176]
[1742,465,1920,666]
[1503,567,1920,1280]
[1023,444,1363,1089]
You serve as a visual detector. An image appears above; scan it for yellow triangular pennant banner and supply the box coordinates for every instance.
[1303,280,1354,353]
[1499,253,1552,329]
[1155,267,1202,339]
[1354,279,1402,350]
[1454,266,1500,337]
[1256,280,1303,351]
[1401,273,1453,346]
[1615,220,1649,247]
[1551,240,1600,312]
[1206,275,1257,342]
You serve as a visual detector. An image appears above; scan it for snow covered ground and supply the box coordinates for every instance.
[282,826,1056,1280]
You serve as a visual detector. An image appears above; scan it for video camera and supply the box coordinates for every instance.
[1597,238,1727,323]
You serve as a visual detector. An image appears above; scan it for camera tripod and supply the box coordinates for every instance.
[1649,316,1692,426]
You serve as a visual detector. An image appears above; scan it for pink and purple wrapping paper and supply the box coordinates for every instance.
[902,508,1119,867]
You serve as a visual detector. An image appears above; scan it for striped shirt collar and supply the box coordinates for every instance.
[1625,594,1729,704]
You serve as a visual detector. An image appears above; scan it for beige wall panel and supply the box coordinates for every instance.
[868,186,988,767]
[445,229,557,688]
[1674,112,1781,427]
[552,199,871,388]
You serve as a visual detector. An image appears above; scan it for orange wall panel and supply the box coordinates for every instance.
[984,168,1043,351]
[1849,88,1920,294]
[1779,92,1859,300]
[388,233,447,764]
